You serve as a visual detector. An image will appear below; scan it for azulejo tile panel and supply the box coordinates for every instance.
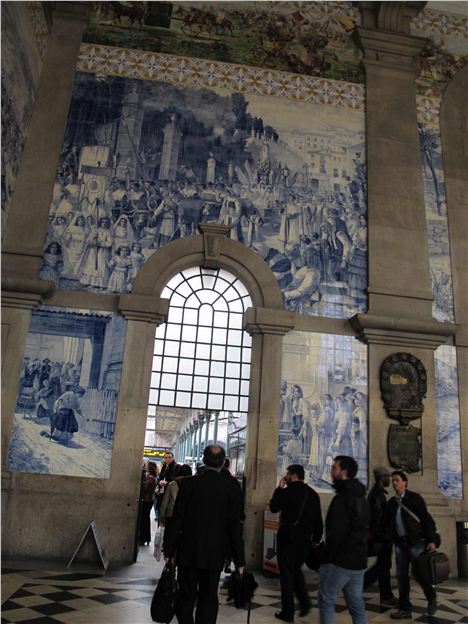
[27,1,49,59]
[7,306,126,479]
[40,64,368,319]
[277,332,368,492]
[434,345,462,499]
[78,44,365,110]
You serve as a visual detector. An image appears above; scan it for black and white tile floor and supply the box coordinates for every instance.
[2,547,467,624]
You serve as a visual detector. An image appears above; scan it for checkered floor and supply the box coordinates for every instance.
[2,551,467,623]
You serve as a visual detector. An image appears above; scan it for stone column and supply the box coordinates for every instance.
[159,114,181,182]
[243,306,295,568]
[1,2,89,472]
[2,2,90,278]
[353,2,459,565]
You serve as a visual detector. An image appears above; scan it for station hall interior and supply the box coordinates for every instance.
[1,0,468,622]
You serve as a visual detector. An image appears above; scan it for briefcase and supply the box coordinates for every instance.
[416,551,450,585]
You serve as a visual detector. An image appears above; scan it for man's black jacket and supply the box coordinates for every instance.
[164,468,245,570]
[269,480,323,543]
[387,489,437,546]
[367,483,390,541]
[323,478,369,570]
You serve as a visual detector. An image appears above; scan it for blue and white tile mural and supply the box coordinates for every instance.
[418,121,455,323]
[435,345,462,499]
[278,331,368,492]
[8,307,126,479]
[39,67,367,318]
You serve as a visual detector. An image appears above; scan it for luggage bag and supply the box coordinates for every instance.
[416,551,450,585]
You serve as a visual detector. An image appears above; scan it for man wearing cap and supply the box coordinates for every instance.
[363,467,396,606]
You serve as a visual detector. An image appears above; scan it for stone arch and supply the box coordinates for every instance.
[132,224,283,310]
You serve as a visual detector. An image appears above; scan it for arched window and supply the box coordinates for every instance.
[149,267,252,413]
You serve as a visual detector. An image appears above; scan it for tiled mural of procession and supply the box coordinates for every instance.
[39,73,367,319]
[7,307,126,479]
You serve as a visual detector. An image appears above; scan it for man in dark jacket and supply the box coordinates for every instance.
[387,470,438,619]
[319,455,369,624]
[363,466,396,605]
[270,464,323,622]
[164,445,245,624]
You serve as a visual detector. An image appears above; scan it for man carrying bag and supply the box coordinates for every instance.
[269,464,323,622]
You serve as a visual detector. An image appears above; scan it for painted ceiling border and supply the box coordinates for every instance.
[77,43,366,111]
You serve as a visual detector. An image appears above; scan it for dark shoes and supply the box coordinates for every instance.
[427,599,438,615]
[391,610,412,619]
[381,596,398,607]
[298,606,310,617]
[275,611,294,622]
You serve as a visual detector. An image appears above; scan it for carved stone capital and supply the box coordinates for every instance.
[350,313,458,348]
[244,307,295,337]
[118,293,169,324]
[356,27,427,74]
[1,276,55,310]
[357,1,427,35]
[198,223,230,269]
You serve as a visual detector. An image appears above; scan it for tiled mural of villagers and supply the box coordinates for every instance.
[85,1,364,83]
[1,1,47,230]
[278,331,368,492]
[8,307,126,479]
[39,65,367,319]
[413,7,467,322]
[434,345,462,499]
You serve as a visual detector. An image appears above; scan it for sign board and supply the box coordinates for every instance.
[263,507,279,574]
[144,447,169,459]
[67,521,109,571]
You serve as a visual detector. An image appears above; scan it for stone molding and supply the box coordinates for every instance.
[356,27,427,74]
[1,277,55,310]
[198,223,230,269]
[350,313,458,348]
[118,293,169,324]
[358,1,426,34]
[244,307,295,337]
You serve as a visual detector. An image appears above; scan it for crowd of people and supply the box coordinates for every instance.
[280,383,367,486]
[17,355,86,446]
[271,459,440,623]
[140,448,441,624]
[40,150,368,315]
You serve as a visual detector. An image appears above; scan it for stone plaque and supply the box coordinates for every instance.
[387,423,421,473]
[380,352,427,425]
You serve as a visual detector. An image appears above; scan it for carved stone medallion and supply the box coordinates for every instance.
[380,352,427,425]
[387,423,421,473]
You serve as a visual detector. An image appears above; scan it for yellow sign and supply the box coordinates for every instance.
[144,448,167,458]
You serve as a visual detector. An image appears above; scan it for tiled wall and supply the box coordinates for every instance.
[8,307,126,479]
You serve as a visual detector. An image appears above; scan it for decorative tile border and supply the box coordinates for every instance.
[412,8,468,39]
[78,44,365,110]
[27,1,49,59]
[416,94,442,127]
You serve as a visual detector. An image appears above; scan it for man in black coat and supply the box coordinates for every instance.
[363,466,396,605]
[164,445,245,624]
[270,464,323,622]
[387,470,438,619]
[318,455,369,624]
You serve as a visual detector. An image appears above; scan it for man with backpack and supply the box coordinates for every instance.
[270,464,323,622]
[319,455,369,624]
[387,470,438,619]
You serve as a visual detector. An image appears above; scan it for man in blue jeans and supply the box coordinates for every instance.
[387,470,438,619]
[319,455,369,624]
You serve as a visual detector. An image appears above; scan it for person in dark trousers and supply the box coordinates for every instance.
[164,445,245,624]
[139,461,158,546]
[363,466,397,606]
[270,463,323,622]
[319,455,369,624]
[387,470,438,619]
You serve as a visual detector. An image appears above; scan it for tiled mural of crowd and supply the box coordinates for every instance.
[278,332,368,492]
[8,308,126,479]
[39,74,367,318]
